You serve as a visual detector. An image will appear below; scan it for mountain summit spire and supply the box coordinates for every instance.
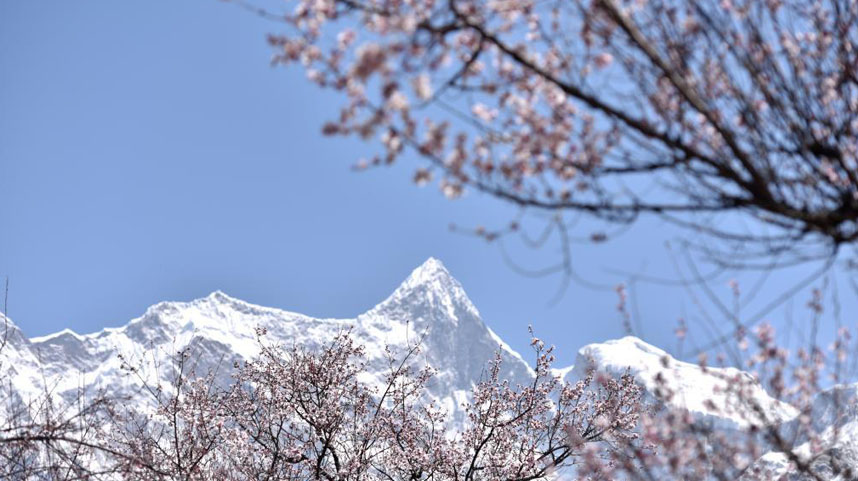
[363,257,478,324]
[399,257,455,290]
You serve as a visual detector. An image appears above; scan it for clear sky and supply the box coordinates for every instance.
[2,0,853,366]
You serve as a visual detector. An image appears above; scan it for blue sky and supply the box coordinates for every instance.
[2,0,853,366]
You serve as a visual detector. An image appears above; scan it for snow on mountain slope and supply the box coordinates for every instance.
[3,260,797,430]
[0,314,48,414]
[570,336,798,430]
[3,258,534,422]
[750,383,858,480]
[7,257,858,479]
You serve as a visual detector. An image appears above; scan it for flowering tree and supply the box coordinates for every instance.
[239,0,858,266]
[603,321,858,481]
[0,284,139,480]
[0,382,118,480]
[104,330,644,480]
[450,337,641,479]
[106,325,858,480]
[2,318,857,479]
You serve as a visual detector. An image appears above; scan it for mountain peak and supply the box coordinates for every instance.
[204,290,241,305]
[573,336,797,429]
[0,314,31,350]
[403,257,452,286]
[367,257,475,318]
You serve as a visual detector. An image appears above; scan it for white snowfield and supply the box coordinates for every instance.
[2,257,856,476]
[573,336,798,430]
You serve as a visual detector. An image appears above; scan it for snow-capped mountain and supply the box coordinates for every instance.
[1,258,533,423]
[572,336,798,430]
[2,257,855,477]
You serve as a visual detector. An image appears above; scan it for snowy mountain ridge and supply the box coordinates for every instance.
[1,258,535,423]
[573,336,798,430]
[2,257,855,476]
[0,258,805,424]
